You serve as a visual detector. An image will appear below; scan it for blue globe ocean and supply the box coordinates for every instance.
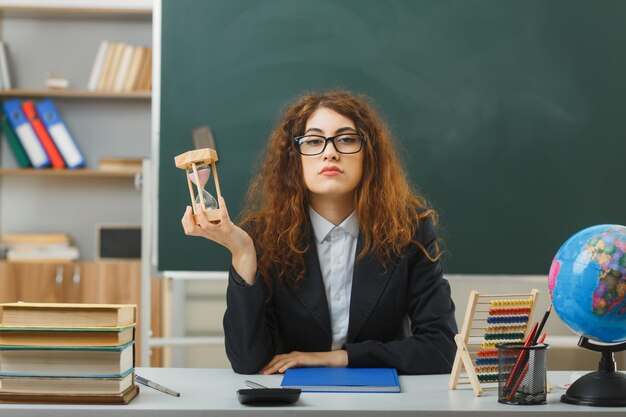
[549,224,626,343]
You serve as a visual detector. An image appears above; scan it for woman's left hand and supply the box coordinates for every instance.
[260,350,348,374]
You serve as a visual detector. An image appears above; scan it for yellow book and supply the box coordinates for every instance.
[96,41,117,92]
[123,46,144,92]
[101,42,125,92]
[132,47,149,91]
[136,47,152,91]
[0,303,136,328]
[112,44,134,92]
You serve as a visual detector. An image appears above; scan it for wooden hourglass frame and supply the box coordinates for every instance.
[174,148,222,223]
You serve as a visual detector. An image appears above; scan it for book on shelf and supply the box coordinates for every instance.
[5,245,80,262]
[0,111,31,168]
[0,303,137,328]
[0,372,134,395]
[123,46,144,92]
[89,41,151,93]
[133,47,147,91]
[98,157,143,173]
[103,42,125,92]
[87,40,109,92]
[112,44,134,93]
[281,367,401,393]
[0,41,11,90]
[0,384,139,405]
[0,325,135,347]
[0,233,75,261]
[96,41,116,92]
[35,99,86,169]
[22,100,66,169]
[139,47,152,91]
[0,342,134,378]
[0,233,71,246]
[2,99,50,169]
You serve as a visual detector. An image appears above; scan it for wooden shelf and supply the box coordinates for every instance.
[0,1,152,17]
[0,89,151,99]
[0,168,141,178]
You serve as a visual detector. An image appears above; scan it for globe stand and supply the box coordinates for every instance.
[561,336,626,407]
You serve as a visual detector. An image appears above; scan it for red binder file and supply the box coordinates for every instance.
[22,101,65,169]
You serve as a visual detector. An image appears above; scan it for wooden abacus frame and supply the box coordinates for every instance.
[448,289,539,396]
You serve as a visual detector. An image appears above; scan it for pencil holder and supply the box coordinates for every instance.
[497,343,548,405]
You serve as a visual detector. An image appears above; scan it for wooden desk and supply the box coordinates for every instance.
[0,368,624,416]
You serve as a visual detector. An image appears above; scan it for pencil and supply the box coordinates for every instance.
[502,304,551,401]
[531,304,552,345]
[502,322,537,395]
[505,332,548,400]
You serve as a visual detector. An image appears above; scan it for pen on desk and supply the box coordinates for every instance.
[136,375,180,397]
[244,380,268,389]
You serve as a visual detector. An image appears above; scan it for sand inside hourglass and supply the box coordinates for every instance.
[187,166,211,187]
[187,166,218,211]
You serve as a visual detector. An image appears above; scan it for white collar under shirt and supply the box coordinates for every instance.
[308,206,360,350]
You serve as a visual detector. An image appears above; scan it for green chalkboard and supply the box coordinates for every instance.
[159,0,626,273]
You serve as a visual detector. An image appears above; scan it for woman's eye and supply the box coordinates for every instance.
[337,136,356,144]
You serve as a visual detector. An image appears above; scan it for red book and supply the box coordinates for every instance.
[22,100,65,169]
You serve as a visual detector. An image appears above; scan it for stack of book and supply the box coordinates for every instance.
[87,41,152,93]
[0,233,79,262]
[0,98,85,170]
[0,302,138,404]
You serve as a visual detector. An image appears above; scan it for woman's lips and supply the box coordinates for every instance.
[319,166,342,176]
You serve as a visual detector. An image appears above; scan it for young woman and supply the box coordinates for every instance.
[181,91,457,375]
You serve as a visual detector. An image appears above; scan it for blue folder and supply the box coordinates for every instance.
[281,367,400,393]
[35,99,85,169]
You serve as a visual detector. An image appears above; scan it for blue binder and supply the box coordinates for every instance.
[281,367,400,393]
[2,99,50,168]
[35,99,85,169]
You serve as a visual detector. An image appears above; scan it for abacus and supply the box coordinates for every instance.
[448,289,539,396]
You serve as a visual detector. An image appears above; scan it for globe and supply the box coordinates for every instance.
[548,224,626,343]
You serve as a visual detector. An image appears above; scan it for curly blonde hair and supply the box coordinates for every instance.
[241,91,439,290]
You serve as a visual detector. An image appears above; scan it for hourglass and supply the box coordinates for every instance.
[174,148,223,224]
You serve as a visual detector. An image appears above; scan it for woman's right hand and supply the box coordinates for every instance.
[181,196,257,284]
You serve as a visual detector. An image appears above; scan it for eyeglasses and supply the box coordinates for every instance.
[293,134,366,156]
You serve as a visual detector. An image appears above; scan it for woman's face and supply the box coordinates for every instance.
[299,107,364,201]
